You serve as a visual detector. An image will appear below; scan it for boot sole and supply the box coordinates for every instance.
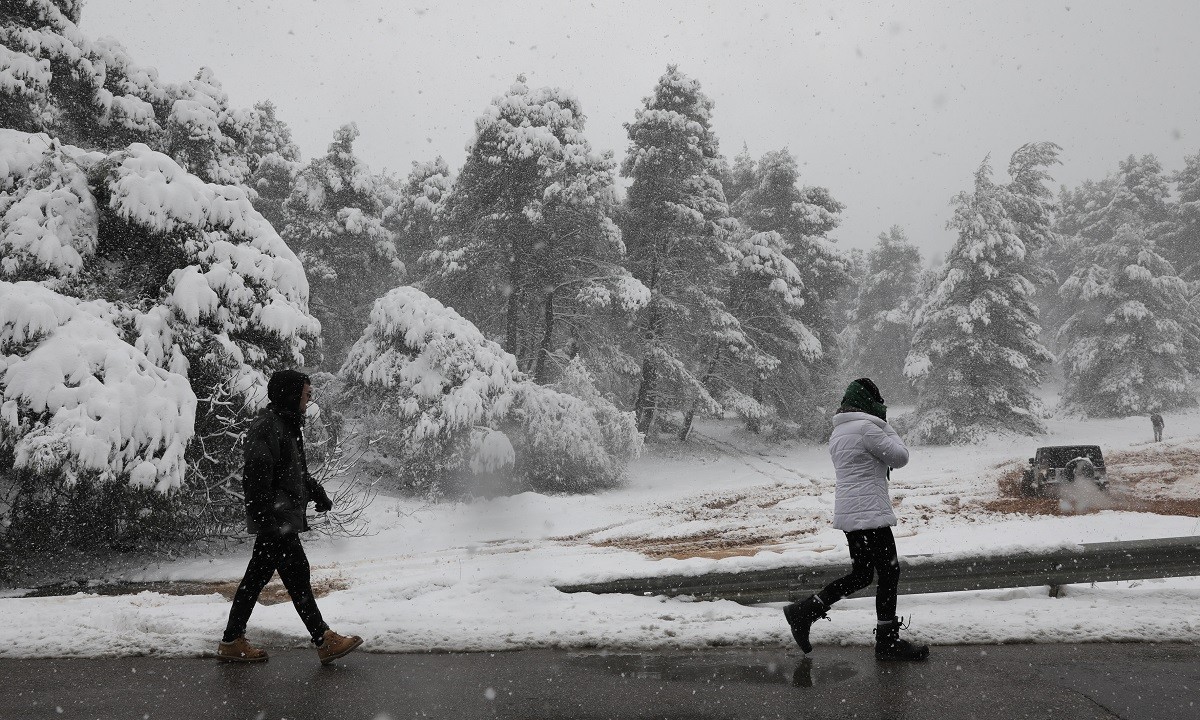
[216,654,269,663]
[875,648,930,662]
[782,605,812,654]
[319,636,363,665]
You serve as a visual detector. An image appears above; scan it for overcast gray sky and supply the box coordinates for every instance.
[84,0,1200,257]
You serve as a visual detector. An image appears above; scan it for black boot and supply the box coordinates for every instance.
[874,617,929,661]
[783,595,827,653]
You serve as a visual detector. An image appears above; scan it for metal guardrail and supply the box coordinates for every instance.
[556,535,1200,605]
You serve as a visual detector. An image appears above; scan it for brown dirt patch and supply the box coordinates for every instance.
[211,574,351,605]
[592,530,810,560]
[701,494,747,511]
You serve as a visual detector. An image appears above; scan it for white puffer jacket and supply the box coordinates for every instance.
[829,411,910,532]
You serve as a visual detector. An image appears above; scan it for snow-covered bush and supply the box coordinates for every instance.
[340,287,640,496]
[507,359,642,492]
[340,286,520,495]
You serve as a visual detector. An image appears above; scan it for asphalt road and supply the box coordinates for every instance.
[6,643,1199,720]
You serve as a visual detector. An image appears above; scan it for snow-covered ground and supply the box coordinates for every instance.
[3,410,1199,659]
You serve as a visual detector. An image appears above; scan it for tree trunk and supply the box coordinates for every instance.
[678,401,698,442]
[634,304,662,433]
[747,376,764,433]
[634,353,658,433]
[505,252,521,358]
[534,289,555,384]
[678,346,721,441]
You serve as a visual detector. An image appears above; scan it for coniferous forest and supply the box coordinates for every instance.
[3,0,1200,551]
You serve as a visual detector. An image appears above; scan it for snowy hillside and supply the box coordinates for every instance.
[2,410,1198,658]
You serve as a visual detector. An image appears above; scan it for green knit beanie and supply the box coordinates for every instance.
[842,378,887,420]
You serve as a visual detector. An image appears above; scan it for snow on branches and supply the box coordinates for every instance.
[0,130,99,281]
[0,282,195,492]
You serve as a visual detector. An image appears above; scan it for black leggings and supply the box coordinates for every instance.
[816,527,899,621]
[222,533,329,644]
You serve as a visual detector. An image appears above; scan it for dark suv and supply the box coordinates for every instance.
[1020,445,1108,496]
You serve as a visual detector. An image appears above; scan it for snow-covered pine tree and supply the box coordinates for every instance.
[905,158,1053,443]
[1057,216,1200,415]
[1163,151,1200,281]
[382,156,452,282]
[162,68,254,186]
[726,148,848,435]
[721,143,757,207]
[1003,142,1061,288]
[427,76,645,383]
[622,66,744,435]
[245,100,303,232]
[0,3,319,547]
[1,0,168,149]
[846,226,923,402]
[1,2,257,189]
[1052,154,1179,347]
[281,123,400,368]
[1,129,319,545]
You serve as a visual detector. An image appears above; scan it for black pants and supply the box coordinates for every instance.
[222,533,329,644]
[815,527,899,621]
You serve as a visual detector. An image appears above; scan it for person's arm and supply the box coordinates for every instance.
[305,472,333,512]
[862,422,910,469]
[242,422,279,530]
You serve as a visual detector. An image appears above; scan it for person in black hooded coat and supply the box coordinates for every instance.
[217,369,363,665]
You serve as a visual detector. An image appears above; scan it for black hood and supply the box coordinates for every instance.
[267,369,309,427]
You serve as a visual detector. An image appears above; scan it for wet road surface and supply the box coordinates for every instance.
[7,643,1199,719]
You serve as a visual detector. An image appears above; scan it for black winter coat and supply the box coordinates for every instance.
[242,407,321,535]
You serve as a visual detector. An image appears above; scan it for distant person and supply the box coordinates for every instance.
[783,378,929,661]
[1151,413,1164,443]
[217,369,363,664]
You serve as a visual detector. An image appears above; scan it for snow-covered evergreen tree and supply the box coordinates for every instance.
[0,129,318,541]
[0,3,318,546]
[905,157,1053,443]
[382,156,452,282]
[162,68,254,186]
[245,100,302,231]
[726,148,847,435]
[621,66,743,434]
[1,0,167,149]
[427,76,644,383]
[340,287,640,496]
[1163,151,1200,281]
[1,1,257,187]
[1057,217,1200,415]
[846,226,922,402]
[281,123,399,368]
[721,143,757,207]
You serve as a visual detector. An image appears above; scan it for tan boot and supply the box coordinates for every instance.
[216,636,269,663]
[316,629,363,665]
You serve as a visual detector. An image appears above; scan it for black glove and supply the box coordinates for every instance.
[311,484,333,513]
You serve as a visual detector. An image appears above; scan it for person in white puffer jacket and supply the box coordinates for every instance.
[783,378,930,661]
